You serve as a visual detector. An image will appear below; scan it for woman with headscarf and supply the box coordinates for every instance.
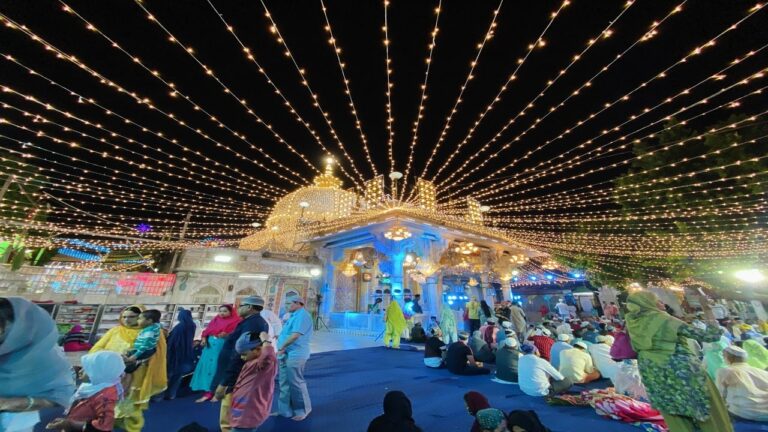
[46,351,125,432]
[164,308,196,400]
[625,291,732,432]
[367,390,421,432]
[90,305,166,432]
[190,304,240,403]
[384,301,408,349]
[463,391,491,432]
[440,302,458,345]
[742,339,768,369]
[62,325,92,352]
[0,297,75,432]
[478,300,495,326]
[469,331,495,364]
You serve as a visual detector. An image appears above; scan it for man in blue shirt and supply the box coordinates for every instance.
[213,296,269,432]
[277,295,314,421]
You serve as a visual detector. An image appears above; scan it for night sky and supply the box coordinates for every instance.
[0,0,766,241]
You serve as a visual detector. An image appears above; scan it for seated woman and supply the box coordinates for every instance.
[62,324,93,352]
[423,327,446,368]
[494,337,521,384]
[367,391,422,432]
[469,330,496,364]
[463,391,491,432]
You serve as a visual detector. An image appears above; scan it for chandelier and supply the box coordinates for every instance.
[352,251,367,266]
[341,262,357,277]
[468,277,479,287]
[500,273,513,282]
[509,254,528,264]
[384,223,412,241]
[454,242,479,255]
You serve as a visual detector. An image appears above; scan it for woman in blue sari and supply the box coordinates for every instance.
[165,308,197,400]
[190,304,240,402]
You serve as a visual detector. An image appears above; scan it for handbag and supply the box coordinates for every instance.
[610,330,637,360]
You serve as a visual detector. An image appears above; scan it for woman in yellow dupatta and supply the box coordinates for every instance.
[90,305,167,431]
[383,300,408,349]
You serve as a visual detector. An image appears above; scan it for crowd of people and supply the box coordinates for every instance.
[0,295,313,432]
[409,293,768,431]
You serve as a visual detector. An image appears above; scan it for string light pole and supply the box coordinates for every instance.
[168,211,192,272]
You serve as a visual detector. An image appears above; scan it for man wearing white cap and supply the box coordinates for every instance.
[588,335,618,383]
[496,321,514,346]
[550,333,573,370]
[494,337,521,383]
[276,295,314,421]
[559,341,601,384]
[716,345,768,421]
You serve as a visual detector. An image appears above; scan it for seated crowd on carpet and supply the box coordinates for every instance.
[419,294,768,431]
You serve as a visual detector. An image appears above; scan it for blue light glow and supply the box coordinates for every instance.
[529,276,537,281]
[546,275,554,280]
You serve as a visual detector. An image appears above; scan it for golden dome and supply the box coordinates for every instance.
[240,158,357,252]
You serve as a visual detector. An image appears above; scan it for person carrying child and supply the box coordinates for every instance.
[123,310,161,374]
[228,331,277,432]
[46,351,125,432]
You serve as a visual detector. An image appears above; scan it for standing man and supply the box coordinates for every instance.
[276,296,313,421]
[213,296,269,432]
[555,299,570,320]
[509,302,527,340]
[467,296,481,333]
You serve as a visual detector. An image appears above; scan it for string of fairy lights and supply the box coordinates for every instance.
[0,1,765,279]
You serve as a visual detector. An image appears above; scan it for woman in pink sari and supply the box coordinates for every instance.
[189,305,240,402]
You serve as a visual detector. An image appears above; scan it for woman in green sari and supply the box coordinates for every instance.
[742,339,768,369]
[383,301,407,349]
[625,291,732,432]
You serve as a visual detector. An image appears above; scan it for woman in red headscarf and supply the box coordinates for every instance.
[464,391,491,432]
[190,304,240,402]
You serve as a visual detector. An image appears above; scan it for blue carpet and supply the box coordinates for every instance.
[36,346,768,431]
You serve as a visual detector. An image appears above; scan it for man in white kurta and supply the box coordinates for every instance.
[716,345,768,421]
[588,335,619,383]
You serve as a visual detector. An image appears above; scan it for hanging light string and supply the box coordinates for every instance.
[499,216,762,233]
[0,93,286,199]
[54,3,317,183]
[0,135,272,221]
[0,135,272,215]
[478,60,768,201]
[0,22,307,189]
[399,0,442,201]
[256,0,367,188]
[0,58,297,198]
[438,81,768,210]
[431,0,578,185]
[382,0,397,175]
[204,0,355,178]
[445,56,768,203]
[495,191,768,223]
[319,0,379,178]
[418,0,504,181]
[0,145,268,219]
[504,128,768,211]
[482,79,768,204]
[440,3,764,197]
[437,1,690,198]
[465,46,768,201]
